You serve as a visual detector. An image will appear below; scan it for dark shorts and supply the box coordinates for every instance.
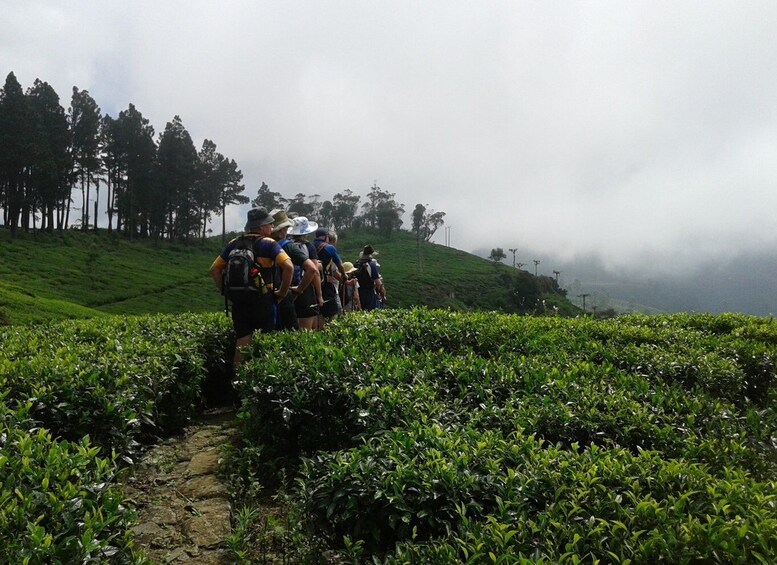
[231,295,275,339]
[295,285,318,319]
[321,282,339,318]
[359,288,379,311]
[277,298,299,331]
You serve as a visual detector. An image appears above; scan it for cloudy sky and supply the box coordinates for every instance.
[3,0,777,274]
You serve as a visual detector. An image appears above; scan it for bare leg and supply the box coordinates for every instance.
[234,334,252,367]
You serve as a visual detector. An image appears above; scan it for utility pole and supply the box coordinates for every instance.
[508,248,517,268]
[577,293,590,313]
[533,259,540,276]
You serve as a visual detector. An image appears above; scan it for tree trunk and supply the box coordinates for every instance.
[106,170,113,233]
[93,176,99,232]
[84,173,91,230]
[221,204,226,245]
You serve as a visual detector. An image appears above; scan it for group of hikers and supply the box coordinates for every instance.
[209,207,386,364]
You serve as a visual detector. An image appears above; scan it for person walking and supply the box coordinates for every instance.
[313,227,347,324]
[287,216,324,330]
[328,232,344,316]
[355,245,384,311]
[341,261,361,313]
[270,210,322,331]
[209,207,293,365]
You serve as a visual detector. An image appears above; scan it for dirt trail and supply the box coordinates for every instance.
[122,408,237,564]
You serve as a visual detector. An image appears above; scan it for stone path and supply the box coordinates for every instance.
[123,408,237,564]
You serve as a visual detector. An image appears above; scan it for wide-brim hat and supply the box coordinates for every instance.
[271,210,294,233]
[288,216,318,236]
[245,208,275,231]
[342,261,358,274]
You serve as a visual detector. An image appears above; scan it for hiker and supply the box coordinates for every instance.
[355,245,384,311]
[341,261,361,312]
[271,211,323,331]
[328,232,344,316]
[209,208,293,366]
[313,227,347,324]
[287,216,325,330]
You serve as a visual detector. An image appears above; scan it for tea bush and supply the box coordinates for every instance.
[0,312,232,454]
[0,400,148,563]
[233,308,777,562]
[0,312,233,562]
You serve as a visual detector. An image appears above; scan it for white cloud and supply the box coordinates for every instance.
[4,0,777,270]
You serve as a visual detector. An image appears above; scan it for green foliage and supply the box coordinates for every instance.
[0,312,232,562]
[230,309,777,562]
[0,402,148,564]
[0,313,232,454]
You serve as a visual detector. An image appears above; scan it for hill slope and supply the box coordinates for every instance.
[0,227,578,324]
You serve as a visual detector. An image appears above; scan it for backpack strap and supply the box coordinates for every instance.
[316,241,332,270]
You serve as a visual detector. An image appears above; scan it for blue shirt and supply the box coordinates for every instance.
[313,238,342,270]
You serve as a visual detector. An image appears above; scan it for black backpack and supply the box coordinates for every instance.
[355,258,374,290]
[222,235,265,301]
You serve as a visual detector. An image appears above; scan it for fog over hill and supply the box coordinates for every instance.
[473,246,777,316]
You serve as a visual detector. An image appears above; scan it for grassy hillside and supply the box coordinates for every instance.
[0,228,224,324]
[0,227,578,324]
[326,228,579,315]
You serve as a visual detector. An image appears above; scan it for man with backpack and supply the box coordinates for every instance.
[209,207,293,365]
[287,216,324,330]
[355,245,384,311]
[313,227,347,323]
[270,210,323,331]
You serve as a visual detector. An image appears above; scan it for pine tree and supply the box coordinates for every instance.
[69,87,101,231]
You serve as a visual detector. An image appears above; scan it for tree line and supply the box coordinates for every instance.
[0,71,445,243]
[252,181,445,243]
[0,71,246,240]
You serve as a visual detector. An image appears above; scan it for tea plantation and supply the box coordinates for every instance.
[2,309,776,563]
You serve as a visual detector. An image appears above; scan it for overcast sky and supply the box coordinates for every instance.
[3,0,776,273]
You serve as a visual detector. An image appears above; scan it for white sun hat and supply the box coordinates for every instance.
[287,216,319,236]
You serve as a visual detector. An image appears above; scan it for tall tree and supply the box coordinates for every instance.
[157,115,198,239]
[217,158,247,244]
[99,114,125,233]
[25,79,71,231]
[411,203,426,239]
[195,138,222,241]
[196,139,247,242]
[251,182,285,211]
[375,199,405,237]
[489,247,507,263]
[114,104,156,237]
[286,193,315,217]
[0,72,34,236]
[361,183,404,237]
[318,200,334,229]
[330,189,360,230]
[411,203,446,242]
[69,87,101,231]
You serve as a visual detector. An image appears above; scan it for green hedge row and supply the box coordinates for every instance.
[0,313,232,455]
[0,313,232,564]
[234,309,777,562]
